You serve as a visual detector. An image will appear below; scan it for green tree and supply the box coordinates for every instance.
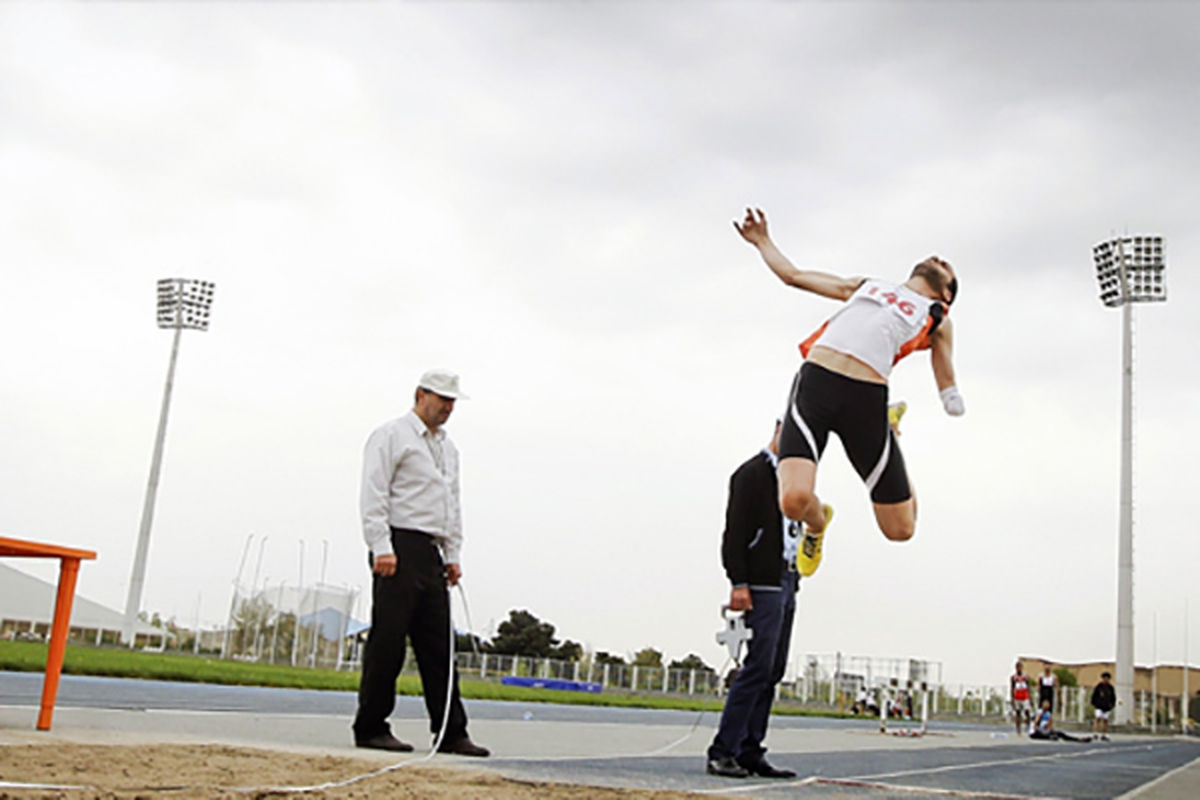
[487,610,559,658]
[669,653,713,672]
[1053,667,1078,688]
[551,640,583,661]
[593,651,626,666]
[455,631,484,654]
[632,647,663,668]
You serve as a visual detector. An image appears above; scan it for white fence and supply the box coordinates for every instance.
[222,582,358,670]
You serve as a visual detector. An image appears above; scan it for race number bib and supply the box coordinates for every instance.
[859,280,920,319]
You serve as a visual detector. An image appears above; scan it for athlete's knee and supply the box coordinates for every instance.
[780,486,818,523]
[880,518,915,542]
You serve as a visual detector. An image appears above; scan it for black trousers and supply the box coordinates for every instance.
[352,528,468,743]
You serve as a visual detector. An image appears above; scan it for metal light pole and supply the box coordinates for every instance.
[1092,235,1165,724]
[122,278,215,645]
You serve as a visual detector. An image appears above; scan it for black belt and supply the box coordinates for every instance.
[391,527,438,542]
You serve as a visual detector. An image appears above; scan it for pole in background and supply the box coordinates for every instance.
[1152,612,1158,734]
[309,539,328,667]
[1092,236,1166,724]
[1185,601,1190,735]
[291,541,304,667]
[122,278,215,645]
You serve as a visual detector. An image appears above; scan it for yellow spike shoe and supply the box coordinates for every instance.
[888,401,907,433]
[796,503,833,577]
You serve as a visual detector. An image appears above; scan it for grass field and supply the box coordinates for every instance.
[0,640,848,717]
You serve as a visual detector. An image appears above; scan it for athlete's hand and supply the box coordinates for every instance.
[445,563,461,586]
[733,207,770,246]
[729,586,752,611]
[940,386,965,416]
[372,553,397,577]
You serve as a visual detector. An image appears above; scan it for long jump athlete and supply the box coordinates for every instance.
[735,208,964,577]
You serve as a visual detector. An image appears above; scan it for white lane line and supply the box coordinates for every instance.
[1114,749,1200,800]
[692,775,1050,798]
[852,743,1159,781]
[693,743,1172,798]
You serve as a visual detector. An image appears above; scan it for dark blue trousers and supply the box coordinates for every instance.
[707,570,797,766]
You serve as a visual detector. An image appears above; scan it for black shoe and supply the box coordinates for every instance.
[355,732,414,752]
[437,736,490,757]
[706,756,750,778]
[741,759,796,779]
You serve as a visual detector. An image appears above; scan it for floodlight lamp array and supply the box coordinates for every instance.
[156,278,215,330]
[1093,236,1166,308]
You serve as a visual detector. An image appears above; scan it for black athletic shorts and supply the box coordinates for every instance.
[778,361,912,504]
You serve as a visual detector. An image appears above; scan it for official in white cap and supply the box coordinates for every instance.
[352,368,488,756]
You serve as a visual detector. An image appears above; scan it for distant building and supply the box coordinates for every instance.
[1018,655,1199,698]
[1019,655,1199,726]
[0,563,166,649]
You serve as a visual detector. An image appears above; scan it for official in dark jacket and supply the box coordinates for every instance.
[706,420,801,779]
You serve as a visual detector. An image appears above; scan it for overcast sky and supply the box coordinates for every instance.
[2,1,1198,687]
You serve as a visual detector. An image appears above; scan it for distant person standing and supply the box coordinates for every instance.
[1010,661,1033,736]
[706,420,801,780]
[352,369,488,757]
[1038,665,1057,711]
[1091,671,1116,741]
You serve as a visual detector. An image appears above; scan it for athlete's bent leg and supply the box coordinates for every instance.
[872,499,915,541]
[778,458,827,531]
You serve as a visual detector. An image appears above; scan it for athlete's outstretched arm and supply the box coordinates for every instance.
[734,208,862,300]
[931,318,965,415]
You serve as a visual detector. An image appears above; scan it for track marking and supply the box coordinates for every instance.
[1114,749,1200,799]
[693,775,1051,798]
[851,743,1159,782]
[814,777,1055,799]
[692,741,1173,797]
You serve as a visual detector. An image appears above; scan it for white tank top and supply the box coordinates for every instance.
[803,279,940,379]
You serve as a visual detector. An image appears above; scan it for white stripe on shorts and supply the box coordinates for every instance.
[864,431,891,493]
[788,398,820,465]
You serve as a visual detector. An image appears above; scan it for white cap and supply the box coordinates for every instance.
[417,368,468,400]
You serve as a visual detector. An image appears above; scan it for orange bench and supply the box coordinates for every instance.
[0,536,97,730]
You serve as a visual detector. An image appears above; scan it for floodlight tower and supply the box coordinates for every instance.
[121,278,215,645]
[1092,235,1165,724]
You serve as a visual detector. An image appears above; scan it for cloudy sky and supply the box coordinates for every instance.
[2,1,1198,687]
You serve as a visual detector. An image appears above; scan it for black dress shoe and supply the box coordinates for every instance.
[355,732,414,752]
[706,756,750,778]
[437,736,490,757]
[741,759,796,778]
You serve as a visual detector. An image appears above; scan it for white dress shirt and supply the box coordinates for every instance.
[361,410,463,564]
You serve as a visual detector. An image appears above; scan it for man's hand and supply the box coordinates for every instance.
[729,586,752,611]
[733,207,770,246]
[445,563,462,586]
[372,554,397,577]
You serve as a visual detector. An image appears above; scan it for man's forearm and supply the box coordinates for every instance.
[754,238,802,286]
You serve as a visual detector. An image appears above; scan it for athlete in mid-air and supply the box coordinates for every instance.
[735,208,964,577]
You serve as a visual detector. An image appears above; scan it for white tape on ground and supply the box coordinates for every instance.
[0,780,93,791]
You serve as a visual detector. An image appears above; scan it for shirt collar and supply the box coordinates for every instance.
[404,409,445,441]
[763,448,779,468]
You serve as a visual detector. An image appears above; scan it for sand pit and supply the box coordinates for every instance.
[0,743,705,799]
